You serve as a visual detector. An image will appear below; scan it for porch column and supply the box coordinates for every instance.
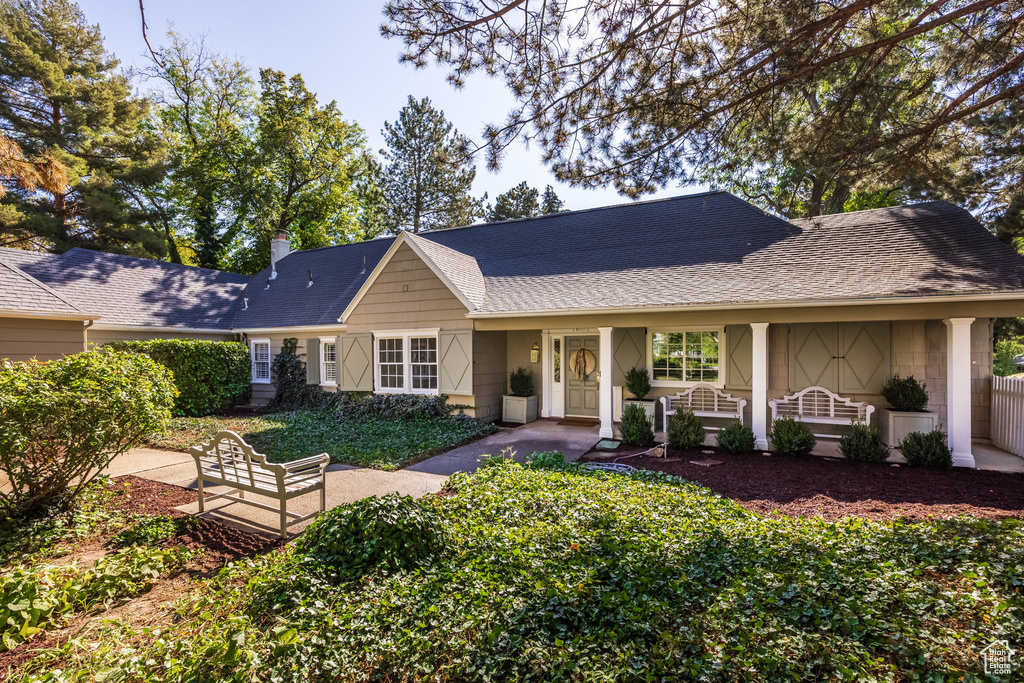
[750,323,770,450]
[598,326,615,439]
[945,317,976,468]
[541,331,552,418]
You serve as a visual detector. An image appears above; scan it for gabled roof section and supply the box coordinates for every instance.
[0,258,92,318]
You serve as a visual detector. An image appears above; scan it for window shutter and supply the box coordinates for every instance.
[725,325,753,389]
[612,328,646,385]
[789,323,839,391]
[306,338,320,385]
[438,330,473,395]
[839,322,890,394]
[340,333,373,391]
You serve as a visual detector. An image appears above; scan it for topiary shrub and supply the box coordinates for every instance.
[0,350,176,515]
[509,366,534,397]
[104,339,249,417]
[770,416,816,457]
[270,338,339,411]
[716,420,756,454]
[619,403,655,447]
[899,430,952,469]
[839,421,890,463]
[881,374,930,412]
[294,493,443,581]
[623,367,652,400]
[667,410,705,450]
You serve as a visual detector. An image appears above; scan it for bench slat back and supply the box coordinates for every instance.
[663,384,745,414]
[771,387,870,421]
[193,431,281,488]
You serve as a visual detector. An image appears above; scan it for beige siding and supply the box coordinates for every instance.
[1,317,85,361]
[346,242,472,332]
[87,328,234,347]
[506,330,543,408]
[473,330,507,422]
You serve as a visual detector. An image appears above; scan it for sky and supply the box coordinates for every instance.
[76,0,698,213]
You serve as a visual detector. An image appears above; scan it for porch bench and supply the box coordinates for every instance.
[660,384,747,433]
[768,386,875,439]
[189,430,329,538]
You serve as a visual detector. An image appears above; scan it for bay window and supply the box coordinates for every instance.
[649,329,721,385]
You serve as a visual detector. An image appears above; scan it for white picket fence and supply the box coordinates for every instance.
[991,375,1024,457]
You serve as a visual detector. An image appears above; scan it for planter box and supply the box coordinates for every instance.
[879,408,939,448]
[502,395,538,424]
[622,399,656,421]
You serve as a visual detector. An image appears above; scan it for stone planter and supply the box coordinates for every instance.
[622,399,656,421]
[879,408,939,448]
[502,395,538,424]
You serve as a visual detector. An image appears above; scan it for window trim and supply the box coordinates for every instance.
[646,327,726,388]
[250,338,271,384]
[373,330,440,395]
[319,336,338,387]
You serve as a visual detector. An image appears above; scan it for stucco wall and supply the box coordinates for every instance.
[0,317,85,362]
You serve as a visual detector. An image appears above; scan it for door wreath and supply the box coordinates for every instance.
[571,348,596,381]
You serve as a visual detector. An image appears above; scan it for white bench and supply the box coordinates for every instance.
[768,386,875,439]
[660,384,747,432]
[190,430,329,538]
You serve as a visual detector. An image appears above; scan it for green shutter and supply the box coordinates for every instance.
[340,333,373,391]
[439,330,473,395]
[789,323,839,391]
[725,325,753,389]
[612,328,646,385]
[306,338,320,385]
[839,322,890,394]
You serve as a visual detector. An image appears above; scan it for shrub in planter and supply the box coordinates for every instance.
[899,430,953,469]
[105,339,250,417]
[770,417,816,457]
[509,366,534,397]
[717,420,756,454]
[667,410,705,450]
[294,493,442,581]
[623,367,652,400]
[881,374,929,412]
[839,421,890,463]
[0,350,176,515]
[620,403,655,447]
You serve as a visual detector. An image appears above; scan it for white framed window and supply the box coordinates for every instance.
[320,338,337,386]
[373,329,440,394]
[251,338,271,384]
[648,328,723,387]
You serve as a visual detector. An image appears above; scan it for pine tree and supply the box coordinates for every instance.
[487,181,539,221]
[540,185,565,214]
[380,96,481,233]
[0,0,167,254]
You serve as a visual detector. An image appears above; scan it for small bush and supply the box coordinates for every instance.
[899,430,953,469]
[524,451,566,470]
[840,421,890,463]
[0,351,176,516]
[294,494,443,581]
[619,403,655,447]
[770,416,816,457]
[881,374,929,412]
[667,410,706,450]
[105,339,250,417]
[509,366,534,397]
[716,421,756,454]
[623,367,652,400]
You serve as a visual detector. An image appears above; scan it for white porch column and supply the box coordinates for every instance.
[541,331,552,418]
[750,323,770,450]
[945,317,976,468]
[598,326,615,439]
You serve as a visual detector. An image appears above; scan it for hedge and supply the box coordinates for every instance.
[104,339,250,417]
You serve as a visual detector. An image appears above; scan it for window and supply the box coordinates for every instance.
[320,338,337,385]
[553,338,561,383]
[374,330,441,394]
[378,337,404,389]
[410,337,438,389]
[650,330,720,384]
[251,339,271,383]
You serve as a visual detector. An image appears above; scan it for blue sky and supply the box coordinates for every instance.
[77,0,695,213]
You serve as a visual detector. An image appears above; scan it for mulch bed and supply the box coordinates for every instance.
[581,448,1024,521]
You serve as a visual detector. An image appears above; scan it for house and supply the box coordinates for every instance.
[3,191,1024,468]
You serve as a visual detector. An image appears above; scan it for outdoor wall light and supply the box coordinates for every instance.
[531,343,540,363]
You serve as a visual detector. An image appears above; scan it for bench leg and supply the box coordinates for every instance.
[197,476,204,513]
[320,482,326,513]
[280,503,288,539]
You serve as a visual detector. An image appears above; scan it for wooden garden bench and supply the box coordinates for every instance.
[768,386,875,439]
[660,384,747,432]
[189,430,329,538]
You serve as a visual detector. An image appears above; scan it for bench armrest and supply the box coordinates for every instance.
[281,453,330,472]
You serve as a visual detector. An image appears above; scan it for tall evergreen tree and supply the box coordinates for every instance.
[380,96,481,233]
[0,0,166,254]
[540,184,565,214]
[487,181,539,221]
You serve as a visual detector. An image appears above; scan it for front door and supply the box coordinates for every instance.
[565,336,599,417]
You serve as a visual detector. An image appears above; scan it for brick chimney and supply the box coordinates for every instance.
[269,230,290,279]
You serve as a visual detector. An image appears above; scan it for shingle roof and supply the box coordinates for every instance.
[406,232,486,308]
[0,259,84,316]
[0,247,250,329]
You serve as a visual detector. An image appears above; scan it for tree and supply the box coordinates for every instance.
[381,96,481,233]
[0,0,168,254]
[540,184,565,214]
[487,181,539,221]
[383,1,1024,218]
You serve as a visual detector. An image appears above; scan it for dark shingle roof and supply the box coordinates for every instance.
[0,259,84,316]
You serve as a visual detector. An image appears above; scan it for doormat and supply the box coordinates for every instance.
[557,417,601,427]
[595,439,621,450]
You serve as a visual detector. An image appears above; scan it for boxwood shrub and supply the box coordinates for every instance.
[899,430,953,469]
[619,403,655,447]
[770,416,816,456]
[839,421,890,463]
[716,420,756,454]
[667,409,706,450]
[105,339,250,417]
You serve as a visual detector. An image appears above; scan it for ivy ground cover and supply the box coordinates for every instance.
[23,460,1023,682]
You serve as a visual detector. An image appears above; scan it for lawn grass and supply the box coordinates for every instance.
[20,459,1024,682]
[146,409,496,470]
